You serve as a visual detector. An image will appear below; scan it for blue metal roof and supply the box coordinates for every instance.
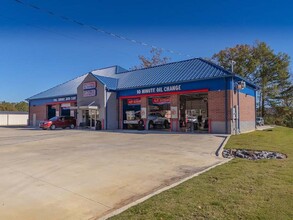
[28,58,256,101]
[27,66,126,100]
[91,65,127,77]
[27,74,88,100]
[93,58,236,91]
[116,58,234,90]
[93,74,118,90]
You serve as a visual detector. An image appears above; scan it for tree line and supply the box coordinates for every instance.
[212,41,292,127]
[136,42,293,127]
[0,101,29,112]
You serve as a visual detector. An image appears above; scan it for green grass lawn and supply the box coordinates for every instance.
[110,127,293,220]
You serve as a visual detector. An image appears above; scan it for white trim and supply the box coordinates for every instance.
[70,106,98,110]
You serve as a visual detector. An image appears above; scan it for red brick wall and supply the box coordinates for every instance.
[140,97,148,129]
[170,94,179,131]
[208,91,226,121]
[229,90,256,133]
[229,90,255,121]
[29,105,47,126]
[209,91,256,121]
[208,90,255,134]
[239,93,255,121]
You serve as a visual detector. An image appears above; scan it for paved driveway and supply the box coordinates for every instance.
[0,127,227,220]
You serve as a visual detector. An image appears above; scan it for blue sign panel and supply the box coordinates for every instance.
[29,95,77,106]
[117,77,256,98]
[118,78,229,97]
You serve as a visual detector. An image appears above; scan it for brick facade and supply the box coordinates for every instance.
[29,105,47,126]
[140,97,148,129]
[208,91,227,133]
[208,90,256,134]
[208,91,226,121]
[170,94,179,131]
[239,93,255,121]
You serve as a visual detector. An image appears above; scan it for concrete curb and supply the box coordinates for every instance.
[215,135,231,157]
[98,158,232,220]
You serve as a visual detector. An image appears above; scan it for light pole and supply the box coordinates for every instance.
[231,60,236,73]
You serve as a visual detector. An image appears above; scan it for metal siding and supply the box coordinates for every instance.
[30,98,55,106]
[0,113,28,126]
[239,86,256,97]
[106,92,118,129]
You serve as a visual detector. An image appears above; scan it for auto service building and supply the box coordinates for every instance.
[27,58,257,134]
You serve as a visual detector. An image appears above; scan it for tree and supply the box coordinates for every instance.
[212,41,292,117]
[0,101,17,111]
[272,86,293,127]
[133,48,171,69]
[211,44,257,79]
[0,101,28,112]
[15,101,29,112]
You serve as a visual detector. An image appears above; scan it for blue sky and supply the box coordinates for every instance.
[1,0,293,102]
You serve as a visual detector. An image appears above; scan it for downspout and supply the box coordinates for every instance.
[231,77,234,134]
[254,89,257,129]
[28,101,31,126]
[237,87,240,133]
[117,97,120,129]
[225,78,228,134]
[105,86,108,130]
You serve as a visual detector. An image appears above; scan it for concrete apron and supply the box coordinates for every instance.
[0,128,230,220]
[99,160,231,220]
[99,136,231,220]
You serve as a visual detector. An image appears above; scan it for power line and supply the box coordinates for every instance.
[0,13,79,42]
[0,12,140,61]
[2,13,134,60]
[13,0,192,58]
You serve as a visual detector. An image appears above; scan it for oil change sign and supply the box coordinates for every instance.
[136,85,181,95]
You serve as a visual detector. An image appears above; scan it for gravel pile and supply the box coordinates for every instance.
[223,149,287,160]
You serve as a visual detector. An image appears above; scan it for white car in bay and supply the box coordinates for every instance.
[148,112,170,129]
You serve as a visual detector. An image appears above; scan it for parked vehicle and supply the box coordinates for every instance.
[148,112,170,129]
[39,116,76,130]
[186,115,198,123]
[256,117,264,126]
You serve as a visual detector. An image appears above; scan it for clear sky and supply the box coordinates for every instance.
[1,0,292,102]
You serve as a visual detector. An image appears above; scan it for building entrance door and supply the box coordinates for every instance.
[81,109,98,128]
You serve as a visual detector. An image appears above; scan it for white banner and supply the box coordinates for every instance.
[141,107,147,119]
[171,106,178,119]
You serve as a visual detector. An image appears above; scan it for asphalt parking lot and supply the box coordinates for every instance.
[0,127,227,220]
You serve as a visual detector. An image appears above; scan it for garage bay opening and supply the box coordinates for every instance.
[123,98,141,129]
[147,96,171,130]
[179,93,208,133]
